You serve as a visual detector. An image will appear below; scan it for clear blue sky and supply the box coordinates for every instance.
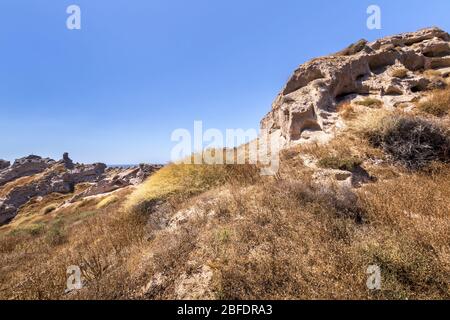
[1,0,449,164]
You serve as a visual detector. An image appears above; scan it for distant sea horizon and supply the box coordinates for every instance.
[107,164,139,169]
[107,163,166,169]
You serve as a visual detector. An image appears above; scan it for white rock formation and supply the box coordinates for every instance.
[261,27,450,147]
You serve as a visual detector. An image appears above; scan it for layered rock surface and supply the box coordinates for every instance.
[261,27,450,146]
[0,154,162,225]
[0,155,55,187]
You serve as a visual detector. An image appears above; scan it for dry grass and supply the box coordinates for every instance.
[337,102,357,120]
[41,204,57,215]
[96,195,119,209]
[363,113,450,169]
[318,156,363,171]
[424,69,442,78]
[417,88,450,117]
[1,111,449,300]
[357,166,450,299]
[356,97,383,108]
[390,67,408,79]
[125,160,260,214]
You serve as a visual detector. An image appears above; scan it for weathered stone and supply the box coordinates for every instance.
[0,160,10,171]
[0,158,108,225]
[261,27,450,147]
[62,152,75,170]
[0,155,54,187]
[69,164,163,202]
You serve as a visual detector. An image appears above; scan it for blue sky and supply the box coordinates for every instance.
[1,0,449,164]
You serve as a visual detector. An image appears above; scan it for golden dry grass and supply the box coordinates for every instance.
[355,97,383,108]
[96,195,119,209]
[417,87,450,117]
[125,160,260,212]
[337,102,357,120]
[0,110,449,300]
[390,67,408,79]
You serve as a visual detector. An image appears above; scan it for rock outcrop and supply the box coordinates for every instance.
[0,155,55,187]
[62,152,75,170]
[69,164,163,202]
[0,160,10,171]
[0,153,162,225]
[261,27,450,146]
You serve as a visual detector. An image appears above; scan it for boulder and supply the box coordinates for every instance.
[62,152,75,170]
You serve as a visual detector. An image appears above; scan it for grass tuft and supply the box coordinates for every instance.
[356,98,383,108]
[417,88,450,117]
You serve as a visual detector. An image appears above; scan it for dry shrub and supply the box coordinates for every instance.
[2,113,449,300]
[358,166,450,298]
[364,114,450,169]
[337,102,357,120]
[417,88,450,117]
[0,189,147,300]
[390,67,408,79]
[211,179,367,299]
[356,97,383,108]
[96,195,119,209]
[318,155,363,171]
[41,204,57,215]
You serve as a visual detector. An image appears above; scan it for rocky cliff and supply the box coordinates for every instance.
[261,27,450,146]
[0,154,162,225]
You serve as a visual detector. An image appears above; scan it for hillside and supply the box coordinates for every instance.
[0,27,449,300]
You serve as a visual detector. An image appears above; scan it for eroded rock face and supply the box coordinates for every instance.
[0,169,74,224]
[0,153,163,225]
[0,160,10,171]
[0,155,55,187]
[261,27,450,146]
[69,164,163,202]
[0,154,107,225]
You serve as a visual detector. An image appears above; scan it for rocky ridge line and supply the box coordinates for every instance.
[0,154,162,225]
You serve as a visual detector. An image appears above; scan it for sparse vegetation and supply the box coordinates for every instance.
[337,102,357,120]
[390,67,408,79]
[126,161,260,214]
[363,114,450,169]
[1,124,450,300]
[417,88,450,117]
[318,156,363,171]
[45,222,66,246]
[41,204,57,215]
[96,195,119,209]
[356,97,383,108]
